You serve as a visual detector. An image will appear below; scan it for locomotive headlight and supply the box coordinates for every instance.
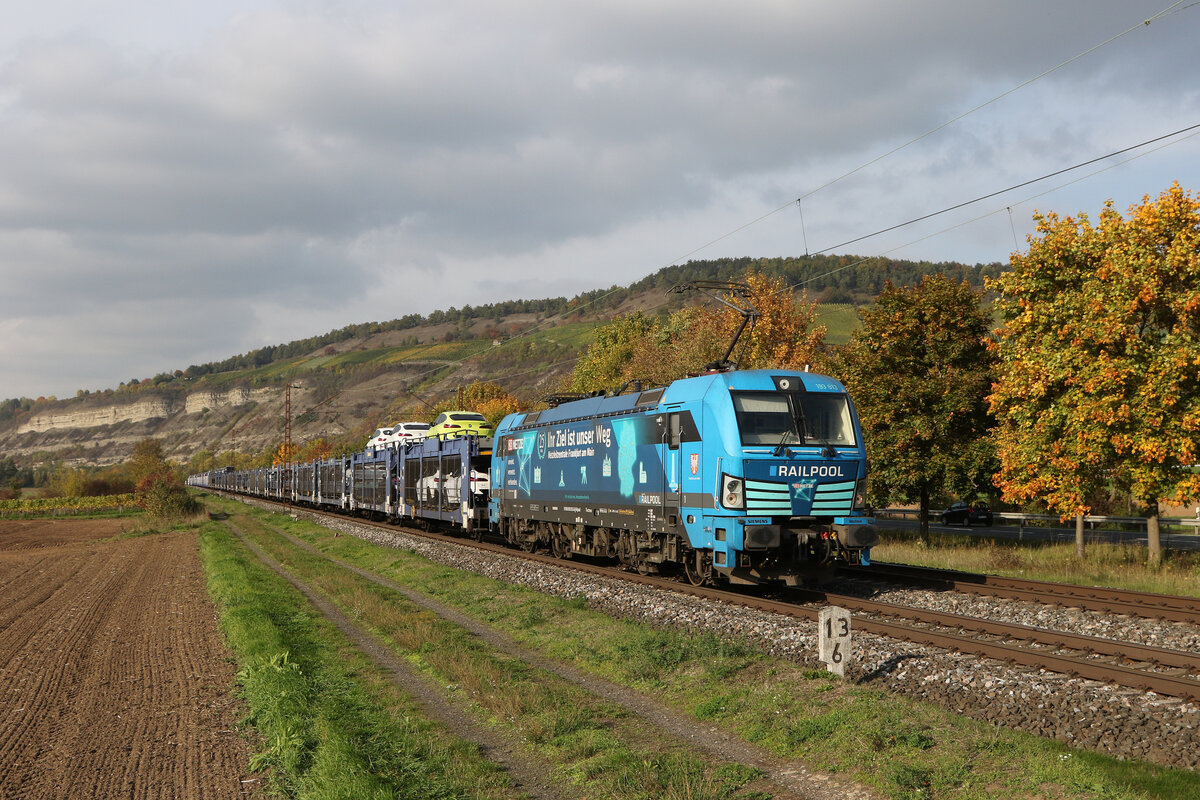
[721,475,744,509]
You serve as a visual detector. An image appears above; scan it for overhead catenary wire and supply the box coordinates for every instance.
[801,124,1200,305]
[661,0,1190,267]
[794,0,1190,205]
[324,117,1200,419]
[355,122,1200,413]
[341,3,1197,399]
[288,4,1198,421]
[811,123,1200,257]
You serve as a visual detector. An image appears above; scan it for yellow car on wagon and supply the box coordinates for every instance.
[428,411,494,439]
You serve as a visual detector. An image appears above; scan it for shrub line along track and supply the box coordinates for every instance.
[240,497,1200,704]
[224,509,883,800]
[839,562,1200,623]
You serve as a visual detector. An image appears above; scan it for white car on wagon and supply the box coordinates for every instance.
[383,421,431,446]
[365,427,394,451]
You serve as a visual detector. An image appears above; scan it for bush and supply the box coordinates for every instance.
[135,470,199,519]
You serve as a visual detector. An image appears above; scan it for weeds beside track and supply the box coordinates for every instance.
[201,495,1200,799]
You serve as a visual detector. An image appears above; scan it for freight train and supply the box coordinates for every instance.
[192,367,877,586]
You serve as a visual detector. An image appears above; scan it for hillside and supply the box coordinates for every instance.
[0,314,596,468]
[0,255,999,468]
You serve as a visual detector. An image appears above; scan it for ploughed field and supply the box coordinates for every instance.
[0,519,258,799]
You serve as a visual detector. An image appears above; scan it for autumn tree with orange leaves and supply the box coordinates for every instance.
[295,437,334,464]
[439,380,523,428]
[726,272,828,373]
[989,184,1200,566]
[271,441,297,467]
[570,273,827,392]
[567,311,661,393]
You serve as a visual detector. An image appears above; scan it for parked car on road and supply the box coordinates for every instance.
[429,411,494,439]
[941,501,993,526]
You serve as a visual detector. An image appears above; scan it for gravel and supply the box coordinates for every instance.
[830,576,1200,654]
[273,503,1200,770]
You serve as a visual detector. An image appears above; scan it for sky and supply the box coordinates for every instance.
[1,0,1197,401]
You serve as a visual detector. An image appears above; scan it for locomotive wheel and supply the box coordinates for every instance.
[535,521,554,554]
[507,518,534,551]
[616,531,636,568]
[551,530,571,559]
[684,550,713,586]
[518,521,539,552]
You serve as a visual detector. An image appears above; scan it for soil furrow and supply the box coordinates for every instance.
[0,520,258,799]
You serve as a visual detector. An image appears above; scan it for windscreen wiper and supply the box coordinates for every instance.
[773,399,807,456]
[790,395,809,446]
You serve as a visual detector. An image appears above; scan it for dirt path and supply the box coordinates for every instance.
[0,519,260,800]
[224,519,569,800]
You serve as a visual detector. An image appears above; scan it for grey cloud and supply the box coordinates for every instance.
[0,1,1196,399]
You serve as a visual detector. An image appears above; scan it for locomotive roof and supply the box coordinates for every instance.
[508,368,846,431]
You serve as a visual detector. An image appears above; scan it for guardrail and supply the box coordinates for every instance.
[876,508,1200,534]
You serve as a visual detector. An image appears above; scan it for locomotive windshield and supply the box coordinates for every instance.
[731,391,856,447]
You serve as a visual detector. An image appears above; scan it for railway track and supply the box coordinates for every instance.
[837,562,1200,623]
[238,496,1200,703]
[785,586,1200,702]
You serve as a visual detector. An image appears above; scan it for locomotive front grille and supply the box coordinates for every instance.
[744,478,791,514]
[811,480,856,514]
[744,478,856,516]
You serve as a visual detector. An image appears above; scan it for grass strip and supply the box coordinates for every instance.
[198,517,525,799]
[232,511,775,800]
[210,496,1200,800]
[875,528,1200,597]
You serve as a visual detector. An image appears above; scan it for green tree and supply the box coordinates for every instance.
[624,306,720,387]
[568,312,662,393]
[127,439,171,486]
[186,449,216,476]
[838,274,997,543]
[0,456,20,486]
[125,437,198,519]
[989,184,1200,566]
[136,470,199,519]
[48,466,89,498]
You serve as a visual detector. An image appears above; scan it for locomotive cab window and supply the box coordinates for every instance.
[731,391,856,447]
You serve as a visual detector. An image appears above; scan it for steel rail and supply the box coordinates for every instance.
[833,614,1200,701]
[789,588,1199,671]
[839,562,1200,622]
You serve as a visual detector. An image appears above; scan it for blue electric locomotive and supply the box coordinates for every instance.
[490,368,877,585]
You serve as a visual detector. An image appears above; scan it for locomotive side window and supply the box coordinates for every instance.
[731,391,856,447]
